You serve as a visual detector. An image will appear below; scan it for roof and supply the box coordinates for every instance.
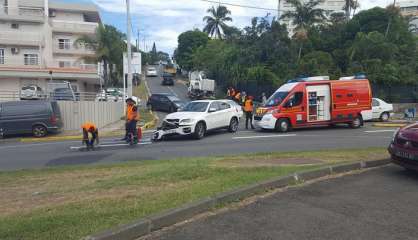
[49,1,99,13]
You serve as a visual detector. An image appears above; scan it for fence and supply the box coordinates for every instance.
[57,101,124,131]
[0,91,100,102]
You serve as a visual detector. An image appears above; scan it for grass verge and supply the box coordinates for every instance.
[0,147,388,240]
[133,79,155,124]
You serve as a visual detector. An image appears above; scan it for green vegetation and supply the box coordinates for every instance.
[133,80,154,124]
[175,1,418,100]
[0,148,387,240]
[203,5,232,39]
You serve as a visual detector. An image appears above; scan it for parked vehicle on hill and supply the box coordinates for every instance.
[389,123,418,171]
[147,93,185,113]
[188,71,215,100]
[254,76,373,132]
[152,100,241,140]
[0,101,62,138]
[372,98,394,122]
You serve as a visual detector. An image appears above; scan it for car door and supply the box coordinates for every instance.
[160,96,171,111]
[218,101,233,127]
[206,102,223,129]
[372,99,381,119]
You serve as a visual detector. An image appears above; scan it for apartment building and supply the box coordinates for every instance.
[279,0,345,36]
[396,0,418,33]
[0,0,100,95]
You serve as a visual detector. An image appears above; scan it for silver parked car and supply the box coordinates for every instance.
[20,85,45,100]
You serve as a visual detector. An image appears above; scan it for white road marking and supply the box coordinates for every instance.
[364,130,396,133]
[0,141,80,150]
[167,86,178,97]
[233,134,297,140]
[70,141,152,150]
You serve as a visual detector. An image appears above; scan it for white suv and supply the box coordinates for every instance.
[153,100,241,140]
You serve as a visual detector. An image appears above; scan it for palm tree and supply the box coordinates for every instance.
[203,5,232,39]
[343,0,360,20]
[76,24,125,87]
[281,0,326,60]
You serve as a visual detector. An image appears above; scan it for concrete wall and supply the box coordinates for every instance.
[57,101,124,131]
[54,10,84,22]
[393,103,418,113]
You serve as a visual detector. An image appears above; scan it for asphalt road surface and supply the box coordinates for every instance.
[144,165,418,240]
[0,125,395,171]
[0,69,397,171]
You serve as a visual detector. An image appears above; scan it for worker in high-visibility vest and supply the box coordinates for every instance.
[124,98,140,143]
[81,122,99,149]
[243,96,255,129]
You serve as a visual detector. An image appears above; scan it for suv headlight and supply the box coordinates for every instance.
[180,119,193,125]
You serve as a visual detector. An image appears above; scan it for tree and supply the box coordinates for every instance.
[150,42,158,63]
[203,5,232,39]
[343,0,360,21]
[76,24,126,87]
[281,0,327,60]
[176,30,209,70]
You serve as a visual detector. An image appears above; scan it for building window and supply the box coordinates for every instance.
[59,61,71,68]
[0,49,4,64]
[58,39,71,50]
[11,23,19,29]
[24,54,38,65]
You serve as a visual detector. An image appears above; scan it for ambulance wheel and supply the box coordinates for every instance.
[275,119,290,133]
[350,116,362,129]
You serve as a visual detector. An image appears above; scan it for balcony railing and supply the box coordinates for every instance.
[53,43,95,55]
[0,31,42,46]
[52,20,98,34]
[0,55,41,69]
[0,6,44,21]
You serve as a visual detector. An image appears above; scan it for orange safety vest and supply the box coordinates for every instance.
[126,105,139,121]
[244,99,254,112]
[81,122,97,132]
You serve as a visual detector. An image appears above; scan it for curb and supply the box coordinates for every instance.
[85,159,391,240]
[372,123,407,128]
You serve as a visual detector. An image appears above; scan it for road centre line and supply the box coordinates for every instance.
[364,130,397,133]
[167,86,178,97]
[233,134,297,140]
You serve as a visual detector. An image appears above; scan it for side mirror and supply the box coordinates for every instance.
[208,107,217,113]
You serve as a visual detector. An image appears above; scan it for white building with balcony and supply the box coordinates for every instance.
[396,0,418,33]
[0,0,101,95]
[279,0,345,36]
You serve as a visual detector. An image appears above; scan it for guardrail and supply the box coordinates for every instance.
[0,91,107,102]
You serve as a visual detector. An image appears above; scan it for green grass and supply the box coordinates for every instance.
[133,80,155,124]
[0,148,388,240]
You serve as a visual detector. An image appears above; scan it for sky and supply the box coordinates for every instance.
[60,0,396,55]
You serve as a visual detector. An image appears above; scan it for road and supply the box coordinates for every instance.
[0,125,395,171]
[0,69,397,171]
[144,165,418,240]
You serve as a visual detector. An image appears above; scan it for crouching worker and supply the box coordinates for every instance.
[82,122,99,149]
[125,98,140,144]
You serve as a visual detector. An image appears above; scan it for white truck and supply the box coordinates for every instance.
[188,71,216,100]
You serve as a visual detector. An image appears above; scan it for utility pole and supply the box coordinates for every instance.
[278,0,281,20]
[126,0,133,98]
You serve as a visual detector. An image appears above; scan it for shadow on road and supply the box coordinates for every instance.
[46,153,110,167]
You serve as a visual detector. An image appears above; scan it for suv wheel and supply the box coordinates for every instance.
[275,119,290,133]
[228,118,239,133]
[193,122,206,139]
[32,125,47,138]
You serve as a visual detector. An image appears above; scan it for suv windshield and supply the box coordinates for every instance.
[265,91,289,107]
[167,95,180,102]
[181,102,209,112]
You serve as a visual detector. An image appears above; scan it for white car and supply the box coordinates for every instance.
[152,100,241,140]
[20,85,45,100]
[146,67,158,77]
[372,98,394,121]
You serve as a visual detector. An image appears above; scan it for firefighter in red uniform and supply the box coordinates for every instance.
[82,122,99,149]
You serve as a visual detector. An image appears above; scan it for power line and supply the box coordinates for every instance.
[200,0,284,12]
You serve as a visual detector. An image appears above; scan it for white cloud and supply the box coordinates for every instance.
[93,0,393,54]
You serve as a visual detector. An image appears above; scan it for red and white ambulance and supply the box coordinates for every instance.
[254,76,372,132]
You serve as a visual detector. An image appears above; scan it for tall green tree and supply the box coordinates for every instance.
[176,30,209,70]
[76,24,126,87]
[281,0,327,60]
[203,5,232,39]
[343,0,360,21]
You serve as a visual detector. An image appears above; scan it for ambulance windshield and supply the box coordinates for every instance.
[265,91,289,107]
